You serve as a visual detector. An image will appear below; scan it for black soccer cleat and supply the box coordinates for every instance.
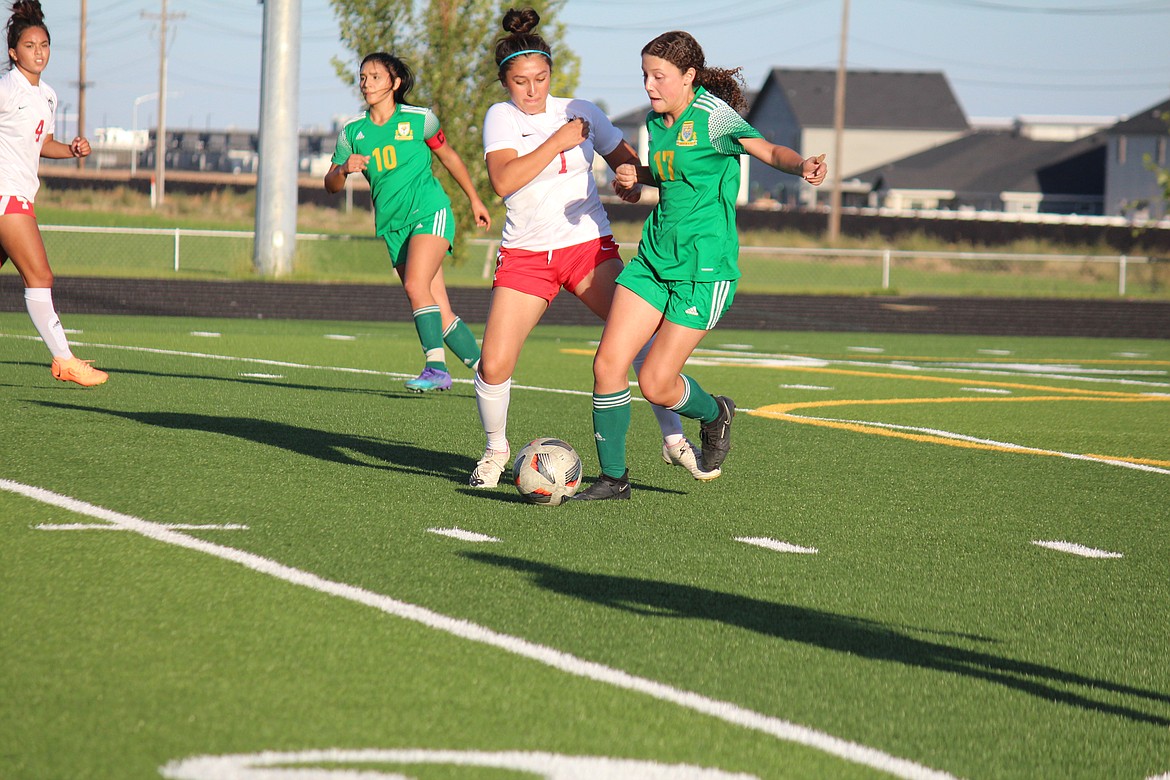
[699,395,735,472]
[571,470,631,501]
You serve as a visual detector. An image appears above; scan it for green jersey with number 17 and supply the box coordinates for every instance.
[331,104,452,237]
[638,86,763,282]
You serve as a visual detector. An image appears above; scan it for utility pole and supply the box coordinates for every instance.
[76,0,87,169]
[827,0,850,244]
[142,0,184,207]
[253,0,301,277]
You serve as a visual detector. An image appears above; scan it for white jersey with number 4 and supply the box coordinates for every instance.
[483,95,623,251]
[0,67,57,202]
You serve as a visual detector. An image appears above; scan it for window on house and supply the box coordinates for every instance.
[1118,136,1126,164]
[1159,137,1167,166]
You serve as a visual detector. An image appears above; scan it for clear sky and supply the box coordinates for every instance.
[42,0,1170,137]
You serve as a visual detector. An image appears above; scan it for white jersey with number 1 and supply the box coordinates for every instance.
[0,67,57,202]
[483,94,623,251]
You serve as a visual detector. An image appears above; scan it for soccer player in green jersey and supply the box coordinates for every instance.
[574,31,828,501]
[325,53,492,393]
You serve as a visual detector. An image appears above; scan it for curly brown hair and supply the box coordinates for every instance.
[493,7,553,81]
[641,30,747,114]
[6,0,48,65]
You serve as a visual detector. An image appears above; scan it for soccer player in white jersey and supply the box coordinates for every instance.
[0,0,106,386]
[468,7,712,489]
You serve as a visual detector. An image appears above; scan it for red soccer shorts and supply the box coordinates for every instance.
[492,235,621,302]
[0,195,36,217]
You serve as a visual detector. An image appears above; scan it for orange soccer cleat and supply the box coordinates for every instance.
[51,356,109,387]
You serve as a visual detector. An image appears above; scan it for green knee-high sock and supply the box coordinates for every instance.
[412,306,446,370]
[592,389,631,478]
[669,374,720,423]
[442,317,481,371]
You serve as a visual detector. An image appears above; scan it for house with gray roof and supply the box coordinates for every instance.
[849,128,1106,215]
[1104,97,1170,220]
[744,68,969,207]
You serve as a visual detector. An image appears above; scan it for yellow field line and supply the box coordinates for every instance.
[808,354,1170,367]
[561,346,1169,467]
[771,365,1148,397]
[754,395,1170,469]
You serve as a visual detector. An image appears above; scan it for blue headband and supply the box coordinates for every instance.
[499,49,551,67]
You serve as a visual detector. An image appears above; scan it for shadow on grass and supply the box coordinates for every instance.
[454,477,686,504]
[66,364,443,399]
[33,401,473,482]
[0,359,477,400]
[464,552,1170,727]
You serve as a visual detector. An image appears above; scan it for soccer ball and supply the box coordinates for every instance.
[512,438,583,506]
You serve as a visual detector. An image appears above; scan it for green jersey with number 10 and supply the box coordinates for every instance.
[638,87,763,282]
[331,104,452,237]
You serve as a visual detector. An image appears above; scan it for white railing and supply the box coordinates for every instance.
[38,224,1155,297]
[738,245,1152,296]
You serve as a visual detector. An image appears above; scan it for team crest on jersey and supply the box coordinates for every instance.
[395,122,414,141]
[675,120,697,147]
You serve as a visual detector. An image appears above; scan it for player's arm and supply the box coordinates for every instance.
[602,140,646,203]
[40,134,89,160]
[430,134,492,229]
[323,154,368,194]
[485,118,589,198]
[740,137,827,185]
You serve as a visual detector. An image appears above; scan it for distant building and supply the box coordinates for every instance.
[745,68,969,207]
[850,126,1106,215]
[88,125,342,178]
[1104,97,1170,220]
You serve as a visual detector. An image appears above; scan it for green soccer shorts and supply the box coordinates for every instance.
[382,206,456,268]
[616,255,737,330]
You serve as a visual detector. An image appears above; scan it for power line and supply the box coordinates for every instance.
[902,0,1170,14]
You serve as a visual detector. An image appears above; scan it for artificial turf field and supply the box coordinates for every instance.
[1,311,1168,780]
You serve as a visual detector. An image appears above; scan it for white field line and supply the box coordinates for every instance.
[788,413,1170,476]
[735,537,819,555]
[0,478,955,780]
[685,346,1169,390]
[0,334,596,394]
[37,523,248,531]
[163,749,759,780]
[1031,541,1124,559]
[427,527,501,543]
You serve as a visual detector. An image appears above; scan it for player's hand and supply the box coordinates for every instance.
[552,117,589,152]
[343,154,369,174]
[612,177,642,204]
[70,137,91,158]
[803,153,827,186]
[613,162,639,191]
[471,199,492,229]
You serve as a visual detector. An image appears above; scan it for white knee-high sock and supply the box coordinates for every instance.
[24,288,72,359]
[633,336,684,443]
[475,372,512,452]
